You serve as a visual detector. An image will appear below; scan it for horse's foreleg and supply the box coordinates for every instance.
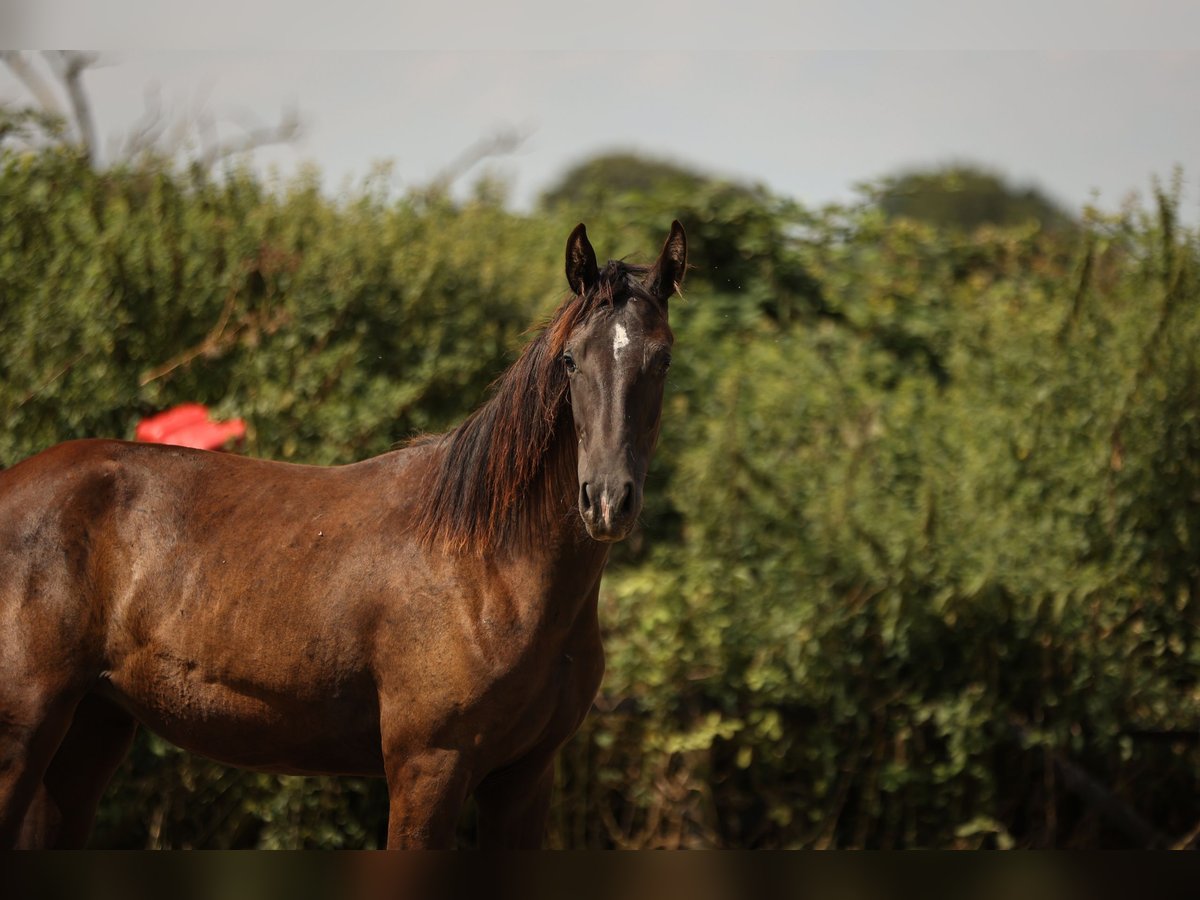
[383,747,471,849]
[474,756,554,849]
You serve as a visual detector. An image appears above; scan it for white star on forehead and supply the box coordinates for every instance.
[612,323,630,360]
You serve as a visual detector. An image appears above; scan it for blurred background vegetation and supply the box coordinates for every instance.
[2,105,1198,849]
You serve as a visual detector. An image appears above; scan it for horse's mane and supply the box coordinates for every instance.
[412,260,655,555]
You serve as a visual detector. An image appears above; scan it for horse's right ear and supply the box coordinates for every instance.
[565,223,599,296]
[646,220,687,303]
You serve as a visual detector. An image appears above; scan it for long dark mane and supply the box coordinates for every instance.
[412,260,654,555]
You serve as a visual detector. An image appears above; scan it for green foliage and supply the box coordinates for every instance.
[873,164,1076,235]
[2,146,1197,848]
[577,186,1199,848]
[0,149,560,467]
[0,106,66,147]
[539,152,718,211]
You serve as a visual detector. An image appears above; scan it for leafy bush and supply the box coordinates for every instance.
[2,141,1196,848]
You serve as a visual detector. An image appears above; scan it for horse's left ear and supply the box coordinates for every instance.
[566,223,599,296]
[646,220,687,303]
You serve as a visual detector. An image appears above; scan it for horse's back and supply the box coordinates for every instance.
[0,436,402,604]
[0,433,427,646]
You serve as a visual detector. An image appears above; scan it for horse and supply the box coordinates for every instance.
[0,221,687,849]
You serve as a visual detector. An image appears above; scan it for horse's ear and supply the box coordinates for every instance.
[646,220,687,302]
[565,223,599,296]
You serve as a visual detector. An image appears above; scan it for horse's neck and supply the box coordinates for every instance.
[517,529,610,644]
[508,416,610,623]
[539,528,611,590]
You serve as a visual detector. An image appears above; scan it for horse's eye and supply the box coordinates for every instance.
[659,354,672,375]
[563,353,577,373]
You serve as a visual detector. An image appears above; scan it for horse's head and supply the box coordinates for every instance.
[562,221,686,542]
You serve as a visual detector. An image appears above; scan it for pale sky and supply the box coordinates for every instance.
[2,50,1199,220]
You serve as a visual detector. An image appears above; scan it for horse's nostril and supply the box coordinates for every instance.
[619,482,633,516]
[580,482,593,511]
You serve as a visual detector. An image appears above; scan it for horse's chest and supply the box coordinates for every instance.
[409,605,605,768]
[480,636,604,766]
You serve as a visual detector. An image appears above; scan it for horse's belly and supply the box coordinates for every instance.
[99,658,384,776]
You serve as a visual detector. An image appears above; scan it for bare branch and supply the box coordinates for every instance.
[139,289,240,387]
[1173,817,1200,851]
[5,53,303,170]
[0,51,66,118]
[1010,717,1167,848]
[117,83,169,160]
[428,125,529,193]
[44,50,100,162]
[199,107,302,168]
[14,351,87,410]
[196,107,218,160]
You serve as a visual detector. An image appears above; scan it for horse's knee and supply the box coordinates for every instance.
[383,748,470,849]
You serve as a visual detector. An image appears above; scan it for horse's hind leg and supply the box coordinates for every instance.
[0,687,80,848]
[474,756,555,849]
[17,693,136,848]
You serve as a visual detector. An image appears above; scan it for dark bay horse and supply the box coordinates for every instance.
[0,222,687,849]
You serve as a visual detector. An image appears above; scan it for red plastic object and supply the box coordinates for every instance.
[135,403,246,451]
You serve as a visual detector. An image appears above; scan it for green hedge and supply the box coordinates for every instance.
[2,144,1196,847]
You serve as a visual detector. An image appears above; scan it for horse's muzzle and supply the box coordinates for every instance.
[579,479,638,542]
